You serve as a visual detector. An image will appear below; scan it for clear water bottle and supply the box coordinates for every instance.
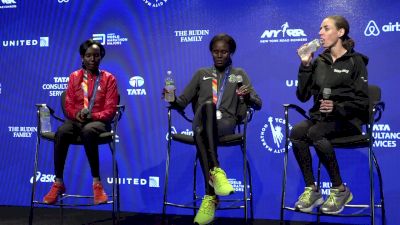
[39,104,51,133]
[298,39,321,58]
[164,70,176,102]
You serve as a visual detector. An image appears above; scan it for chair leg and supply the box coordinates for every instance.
[368,146,375,225]
[372,151,385,225]
[280,142,289,222]
[29,135,41,225]
[110,140,120,225]
[242,144,248,223]
[247,160,254,221]
[193,153,199,216]
[317,160,321,224]
[162,136,172,217]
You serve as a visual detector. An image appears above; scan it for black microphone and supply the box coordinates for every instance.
[321,88,331,120]
[81,108,91,119]
[236,75,244,103]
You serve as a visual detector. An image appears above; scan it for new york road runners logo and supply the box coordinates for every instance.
[260,116,292,154]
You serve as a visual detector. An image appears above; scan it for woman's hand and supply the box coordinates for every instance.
[319,99,334,113]
[297,44,313,66]
[236,85,252,96]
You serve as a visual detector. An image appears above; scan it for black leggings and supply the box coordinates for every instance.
[54,120,110,179]
[290,119,360,187]
[192,102,236,195]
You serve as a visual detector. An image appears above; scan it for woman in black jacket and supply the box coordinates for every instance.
[290,15,369,215]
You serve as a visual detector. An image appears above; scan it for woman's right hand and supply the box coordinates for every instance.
[297,44,313,66]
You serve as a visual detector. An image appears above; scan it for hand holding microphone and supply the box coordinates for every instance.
[235,75,251,102]
[319,88,333,113]
[76,108,91,122]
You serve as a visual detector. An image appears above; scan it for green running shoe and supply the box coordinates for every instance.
[294,187,324,212]
[320,186,353,214]
[209,167,234,196]
[194,195,218,225]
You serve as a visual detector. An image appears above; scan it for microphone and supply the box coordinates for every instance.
[321,88,331,120]
[322,87,331,100]
[236,75,244,103]
[81,108,91,119]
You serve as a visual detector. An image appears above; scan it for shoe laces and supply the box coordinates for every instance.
[212,168,228,182]
[199,196,217,214]
[48,183,63,197]
[325,191,339,207]
[299,188,312,203]
[93,183,105,196]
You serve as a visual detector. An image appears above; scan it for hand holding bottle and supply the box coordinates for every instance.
[297,39,321,66]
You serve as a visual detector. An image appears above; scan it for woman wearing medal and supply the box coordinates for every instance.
[166,33,262,225]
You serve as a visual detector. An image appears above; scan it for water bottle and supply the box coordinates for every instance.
[164,70,176,102]
[298,39,321,58]
[39,104,51,133]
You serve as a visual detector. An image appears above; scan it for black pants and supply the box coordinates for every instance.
[290,119,360,187]
[192,102,236,195]
[54,120,110,179]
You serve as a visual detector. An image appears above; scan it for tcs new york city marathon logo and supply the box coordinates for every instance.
[260,116,292,154]
[142,0,167,8]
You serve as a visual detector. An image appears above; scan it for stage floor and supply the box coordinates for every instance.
[0,205,354,225]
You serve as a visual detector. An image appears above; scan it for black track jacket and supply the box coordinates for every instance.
[297,49,369,130]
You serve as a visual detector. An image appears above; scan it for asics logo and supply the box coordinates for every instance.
[203,76,213,80]
[364,20,380,36]
[58,0,69,3]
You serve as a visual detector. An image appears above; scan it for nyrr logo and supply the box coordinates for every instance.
[2,37,49,47]
[364,20,400,36]
[260,22,307,44]
[0,0,17,8]
[30,171,55,184]
[373,123,400,148]
[142,0,167,8]
[1,0,15,4]
[58,0,69,3]
[107,176,160,188]
[127,76,147,96]
[260,116,292,154]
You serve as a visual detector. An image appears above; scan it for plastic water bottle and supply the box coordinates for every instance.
[164,70,176,102]
[298,39,321,58]
[39,105,51,133]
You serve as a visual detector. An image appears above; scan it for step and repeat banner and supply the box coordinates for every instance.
[0,0,399,224]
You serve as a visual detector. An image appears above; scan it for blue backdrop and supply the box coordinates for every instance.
[0,0,399,224]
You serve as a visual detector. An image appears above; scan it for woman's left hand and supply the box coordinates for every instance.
[319,99,334,113]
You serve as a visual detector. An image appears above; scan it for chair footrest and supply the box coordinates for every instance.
[33,200,114,207]
[283,206,373,217]
[164,198,251,210]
